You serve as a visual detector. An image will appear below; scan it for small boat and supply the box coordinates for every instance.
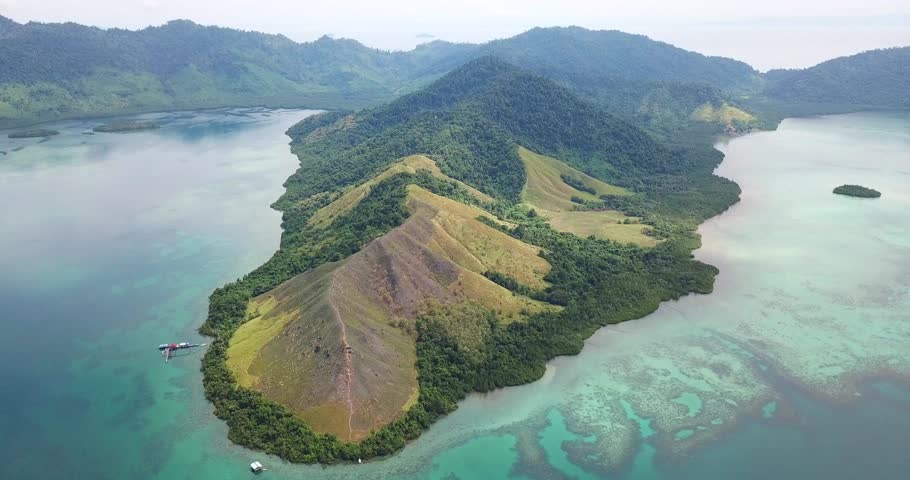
[250,461,266,473]
[157,341,205,363]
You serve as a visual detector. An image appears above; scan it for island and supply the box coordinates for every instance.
[833,184,881,198]
[7,129,60,139]
[92,121,159,133]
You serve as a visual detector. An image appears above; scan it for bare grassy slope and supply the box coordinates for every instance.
[227,184,553,441]
[519,145,628,211]
[690,102,753,125]
[518,146,657,246]
[308,155,492,228]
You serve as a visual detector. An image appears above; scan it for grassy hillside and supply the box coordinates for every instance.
[518,147,657,246]
[691,102,754,124]
[276,56,706,211]
[200,58,740,463]
[227,159,552,442]
[308,155,491,228]
[519,146,628,211]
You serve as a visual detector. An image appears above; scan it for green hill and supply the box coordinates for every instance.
[481,26,758,89]
[226,166,552,443]
[473,26,761,134]
[763,47,910,108]
[200,58,739,463]
[277,56,728,207]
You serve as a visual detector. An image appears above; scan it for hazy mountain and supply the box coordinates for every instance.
[763,47,910,107]
[0,16,462,126]
[479,26,758,89]
[0,18,758,130]
[466,27,760,133]
[3,17,901,132]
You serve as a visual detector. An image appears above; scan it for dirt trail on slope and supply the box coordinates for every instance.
[330,270,355,442]
[226,187,559,441]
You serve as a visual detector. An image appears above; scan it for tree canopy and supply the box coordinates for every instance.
[763,47,910,108]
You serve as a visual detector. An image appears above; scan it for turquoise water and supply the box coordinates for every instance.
[2,111,908,479]
[0,108,318,479]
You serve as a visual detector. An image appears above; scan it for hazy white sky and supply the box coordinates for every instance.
[2,0,909,70]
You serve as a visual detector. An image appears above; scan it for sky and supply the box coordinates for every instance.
[2,0,909,71]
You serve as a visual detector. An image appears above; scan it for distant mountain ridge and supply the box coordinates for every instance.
[0,16,905,129]
[763,47,910,108]
[479,26,758,89]
[473,27,761,134]
[0,16,467,126]
[0,16,758,129]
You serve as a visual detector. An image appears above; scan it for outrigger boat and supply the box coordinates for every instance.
[157,342,205,362]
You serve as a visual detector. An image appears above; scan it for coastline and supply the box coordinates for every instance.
[645,112,910,466]
[198,105,904,463]
[197,103,741,463]
[0,108,313,480]
[430,112,909,476]
[0,104,330,132]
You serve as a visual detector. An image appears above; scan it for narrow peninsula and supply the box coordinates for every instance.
[200,58,740,464]
[8,129,60,139]
[93,121,159,133]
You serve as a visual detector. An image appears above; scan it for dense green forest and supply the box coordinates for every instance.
[763,47,910,108]
[476,26,763,134]
[280,57,690,204]
[0,16,468,126]
[481,27,758,89]
[199,58,740,463]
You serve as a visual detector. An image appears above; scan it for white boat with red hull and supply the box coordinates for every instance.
[157,341,205,362]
